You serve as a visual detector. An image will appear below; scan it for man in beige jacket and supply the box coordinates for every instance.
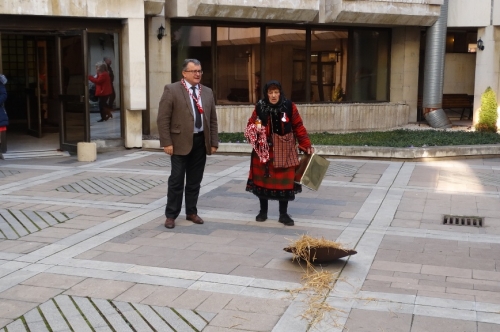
[157,59,219,229]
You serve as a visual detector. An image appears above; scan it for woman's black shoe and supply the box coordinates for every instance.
[256,211,267,222]
[97,119,105,122]
[278,213,294,226]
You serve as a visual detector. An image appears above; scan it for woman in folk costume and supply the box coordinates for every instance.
[245,80,314,226]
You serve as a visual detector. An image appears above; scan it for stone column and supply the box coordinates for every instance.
[147,16,171,136]
[122,18,147,148]
[473,26,500,125]
[390,27,421,123]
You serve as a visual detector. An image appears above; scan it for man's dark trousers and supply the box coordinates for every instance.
[165,133,206,219]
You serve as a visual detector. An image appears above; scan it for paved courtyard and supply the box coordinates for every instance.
[1,149,500,331]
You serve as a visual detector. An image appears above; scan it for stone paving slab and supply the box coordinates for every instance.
[1,151,500,331]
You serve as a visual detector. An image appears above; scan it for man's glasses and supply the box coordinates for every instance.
[184,70,203,74]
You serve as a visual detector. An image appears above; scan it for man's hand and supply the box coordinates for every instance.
[164,145,173,155]
[211,147,218,154]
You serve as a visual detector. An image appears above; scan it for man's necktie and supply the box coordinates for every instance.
[191,86,202,129]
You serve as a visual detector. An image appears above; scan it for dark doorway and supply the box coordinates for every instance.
[1,32,89,153]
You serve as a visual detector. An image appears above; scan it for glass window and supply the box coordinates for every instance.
[1,35,27,120]
[88,32,121,140]
[170,21,391,104]
[445,31,478,53]
[171,24,212,88]
[265,28,306,102]
[311,30,348,102]
[348,29,390,102]
[217,26,260,104]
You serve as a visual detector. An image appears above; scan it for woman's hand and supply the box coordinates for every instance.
[298,145,315,154]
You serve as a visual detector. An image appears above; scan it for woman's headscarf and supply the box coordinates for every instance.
[262,80,285,108]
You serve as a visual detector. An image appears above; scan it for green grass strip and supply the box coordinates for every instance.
[219,130,500,148]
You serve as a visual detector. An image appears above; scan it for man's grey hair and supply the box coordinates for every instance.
[182,59,201,71]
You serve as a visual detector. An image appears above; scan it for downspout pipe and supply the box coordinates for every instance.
[422,0,452,128]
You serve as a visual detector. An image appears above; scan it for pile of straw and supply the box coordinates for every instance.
[285,234,350,264]
[286,234,354,328]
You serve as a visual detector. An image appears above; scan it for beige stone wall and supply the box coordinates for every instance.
[148,16,171,136]
[325,0,441,25]
[473,26,500,125]
[216,104,410,133]
[164,0,445,26]
[122,17,147,146]
[390,27,421,123]
[447,0,491,27]
[166,0,318,21]
[443,54,476,95]
[0,0,144,18]
[122,18,147,111]
[494,0,500,26]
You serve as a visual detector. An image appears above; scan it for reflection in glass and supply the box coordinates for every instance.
[168,22,390,104]
[348,30,389,102]
[87,33,121,140]
[60,35,86,145]
[310,30,347,102]
[171,24,212,88]
[266,28,306,102]
[217,26,260,104]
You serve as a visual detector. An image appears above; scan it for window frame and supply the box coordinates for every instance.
[170,19,392,105]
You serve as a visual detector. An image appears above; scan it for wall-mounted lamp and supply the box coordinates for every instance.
[477,38,485,51]
[99,37,105,50]
[332,48,342,62]
[157,25,165,40]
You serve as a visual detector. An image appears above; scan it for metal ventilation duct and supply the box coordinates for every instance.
[422,0,452,129]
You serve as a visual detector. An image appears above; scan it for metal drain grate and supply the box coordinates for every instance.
[443,215,483,227]
[326,162,360,177]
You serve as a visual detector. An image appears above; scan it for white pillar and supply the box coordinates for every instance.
[473,26,500,125]
[147,16,171,136]
[122,18,147,148]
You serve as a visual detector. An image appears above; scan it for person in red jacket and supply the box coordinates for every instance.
[88,63,113,122]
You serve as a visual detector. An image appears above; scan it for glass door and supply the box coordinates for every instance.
[311,51,336,102]
[25,38,46,137]
[57,32,89,152]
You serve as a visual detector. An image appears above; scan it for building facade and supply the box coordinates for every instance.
[0,0,499,152]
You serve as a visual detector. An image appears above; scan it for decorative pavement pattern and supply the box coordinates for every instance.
[56,177,166,196]
[140,157,224,168]
[0,209,77,240]
[0,170,20,179]
[2,295,209,332]
[1,151,500,332]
